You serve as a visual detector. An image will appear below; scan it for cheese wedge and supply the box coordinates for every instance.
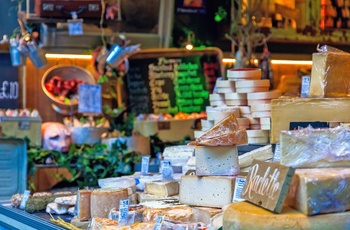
[193,129,248,146]
[194,113,239,142]
[238,145,274,168]
[76,190,92,221]
[145,181,179,197]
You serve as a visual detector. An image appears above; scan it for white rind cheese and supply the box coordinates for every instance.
[238,145,273,168]
[179,175,235,208]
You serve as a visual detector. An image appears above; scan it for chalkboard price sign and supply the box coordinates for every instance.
[0,53,19,109]
[125,48,223,115]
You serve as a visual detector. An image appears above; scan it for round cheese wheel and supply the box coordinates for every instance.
[248,99,272,105]
[223,201,350,230]
[227,68,261,80]
[210,100,226,107]
[225,99,248,106]
[252,111,272,118]
[225,92,247,100]
[247,90,282,100]
[250,103,271,112]
[217,87,235,93]
[236,87,269,93]
[235,79,270,88]
[240,113,252,118]
[246,129,269,138]
[239,106,251,114]
[207,110,240,121]
[209,93,225,101]
[248,136,269,144]
[216,80,235,88]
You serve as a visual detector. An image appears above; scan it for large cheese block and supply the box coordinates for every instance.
[195,146,239,176]
[285,168,350,215]
[76,190,92,221]
[179,175,235,208]
[309,51,350,98]
[145,181,179,197]
[280,126,350,168]
[90,188,129,218]
[223,201,350,230]
[271,98,350,143]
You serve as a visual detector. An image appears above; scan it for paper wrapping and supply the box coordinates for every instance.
[280,126,350,168]
[309,46,350,98]
[286,168,350,215]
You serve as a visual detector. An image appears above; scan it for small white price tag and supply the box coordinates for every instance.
[273,143,281,162]
[161,160,173,181]
[300,76,311,98]
[118,198,130,226]
[232,177,246,202]
[78,84,102,114]
[153,216,164,230]
[19,190,31,210]
[68,18,84,36]
[141,156,150,176]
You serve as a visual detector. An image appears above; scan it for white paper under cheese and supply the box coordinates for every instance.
[179,175,235,208]
[195,146,240,176]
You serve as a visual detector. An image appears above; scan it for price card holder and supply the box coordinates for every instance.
[67,12,84,36]
[161,160,173,181]
[232,177,246,203]
[141,156,150,176]
[300,75,311,98]
[153,216,165,230]
[19,190,31,210]
[118,198,131,226]
[78,84,102,114]
[273,143,281,162]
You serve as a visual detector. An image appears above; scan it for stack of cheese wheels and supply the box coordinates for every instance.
[224,92,247,106]
[216,80,236,93]
[209,93,225,107]
[247,90,281,106]
[235,79,270,93]
[246,129,270,144]
[227,68,261,81]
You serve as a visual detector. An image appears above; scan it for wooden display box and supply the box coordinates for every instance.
[271,98,350,143]
[33,165,72,192]
[0,116,42,146]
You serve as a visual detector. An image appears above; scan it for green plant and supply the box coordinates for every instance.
[27,139,141,190]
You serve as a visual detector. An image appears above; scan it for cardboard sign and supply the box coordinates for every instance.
[241,159,295,213]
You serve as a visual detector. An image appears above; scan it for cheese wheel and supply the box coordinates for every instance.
[209,94,225,101]
[239,106,251,114]
[252,111,272,118]
[260,124,271,130]
[227,68,261,80]
[225,93,247,100]
[235,79,270,88]
[237,118,250,126]
[236,87,269,93]
[225,99,248,106]
[223,201,350,230]
[246,129,269,138]
[247,90,282,100]
[259,117,270,125]
[207,109,240,121]
[216,80,235,88]
[248,117,260,125]
[250,103,271,112]
[240,113,252,118]
[210,100,226,106]
[217,87,235,93]
[248,99,272,105]
[248,136,269,144]
[249,124,261,130]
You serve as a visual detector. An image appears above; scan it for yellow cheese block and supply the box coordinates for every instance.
[286,168,350,216]
[145,181,179,197]
[76,190,92,221]
[309,51,350,98]
[223,201,350,230]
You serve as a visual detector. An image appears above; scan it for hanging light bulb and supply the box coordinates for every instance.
[185,31,195,50]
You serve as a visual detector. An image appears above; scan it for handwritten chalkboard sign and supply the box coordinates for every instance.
[0,53,19,109]
[124,48,223,115]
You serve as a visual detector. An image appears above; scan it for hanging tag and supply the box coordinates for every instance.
[300,76,311,98]
[153,216,165,230]
[161,160,173,181]
[19,190,31,210]
[232,177,246,203]
[118,198,130,226]
[141,156,150,176]
[273,143,281,162]
[68,12,83,36]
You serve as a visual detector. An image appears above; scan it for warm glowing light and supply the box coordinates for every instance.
[45,53,92,59]
[185,44,194,50]
[222,58,312,65]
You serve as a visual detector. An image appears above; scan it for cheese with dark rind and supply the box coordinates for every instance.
[90,188,129,218]
[223,201,350,230]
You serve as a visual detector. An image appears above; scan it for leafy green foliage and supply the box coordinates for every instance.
[27,139,141,189]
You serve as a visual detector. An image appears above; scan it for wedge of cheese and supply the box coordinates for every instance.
[195,114,239,142]
[145,181,179,197]
[238,145,273,168]
[195,146,239,176]
[285,168,350,215]
[193,129,248,146]
[223,201,350,230]
[179,175,235,208]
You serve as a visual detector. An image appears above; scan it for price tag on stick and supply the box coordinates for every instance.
[141,156,150,176]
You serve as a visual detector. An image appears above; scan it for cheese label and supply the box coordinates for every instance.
[241,159,295,213]
[301,76,311,98]
[141,156,150,176]
[161,160,173,181]
[118,198,130,226]
[233,177,246,202]
[153,216,165,230]
[273,143,281,162]
[19,190,31,210]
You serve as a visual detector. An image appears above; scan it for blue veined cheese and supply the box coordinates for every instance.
[285,168,350,215]
[179,175,235,208]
